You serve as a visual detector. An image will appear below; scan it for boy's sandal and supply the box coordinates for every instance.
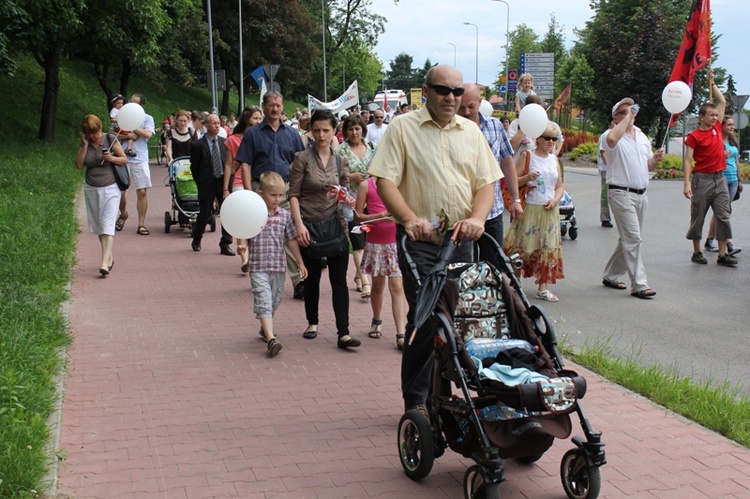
[368,319,383,339]
[137,226,150,235]
[396,334,405,351]
[361,283,371,300]
[115,212,129,231]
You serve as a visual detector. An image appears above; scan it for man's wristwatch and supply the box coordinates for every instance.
[512,199,521,204]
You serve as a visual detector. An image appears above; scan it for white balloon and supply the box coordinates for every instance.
[220,190,268,239]
[116,102,145,131]
[517,103,548,139]
[662,81,692,114]
[479,99,494,118]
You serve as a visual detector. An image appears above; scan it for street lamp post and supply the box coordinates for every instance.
[463,22,479,84]
[491,0,510,110]
[447,42,457,67]
[238,0,244,111]
[322,0,327,101]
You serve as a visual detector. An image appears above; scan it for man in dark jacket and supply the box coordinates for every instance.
[190,114,233,254]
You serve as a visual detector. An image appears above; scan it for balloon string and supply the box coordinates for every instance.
[660,115,673,150]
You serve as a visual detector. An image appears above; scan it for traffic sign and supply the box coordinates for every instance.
[499,85,507,93]
[730,95,749,110]
[507,69,518,82]
[732,112,749,130]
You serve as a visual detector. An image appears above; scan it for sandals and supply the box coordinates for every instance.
[115,212,128,231]
[396,334,405,351]
[337,335,361,349]
[631,289,656,299]
[303,328,318,339]
[137,226,150,235]
[361,283,371,300]
[602,279,627,290]
[354,277,363,292]
[535,289,559,302]
[368,319,383,339]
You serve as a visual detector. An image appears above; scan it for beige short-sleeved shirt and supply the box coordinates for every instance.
[367,106,501,225]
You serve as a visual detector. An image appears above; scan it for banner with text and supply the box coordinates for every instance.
[308,81,359,115]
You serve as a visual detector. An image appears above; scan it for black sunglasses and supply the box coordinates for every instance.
[541,136,559,141]
[428,84,465,97]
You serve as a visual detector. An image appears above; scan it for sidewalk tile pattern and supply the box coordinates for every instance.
[57,165,750,498]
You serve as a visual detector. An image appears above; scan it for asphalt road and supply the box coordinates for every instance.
[513,165,750,395]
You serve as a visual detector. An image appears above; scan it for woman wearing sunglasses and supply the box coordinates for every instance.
[504,123,565,302]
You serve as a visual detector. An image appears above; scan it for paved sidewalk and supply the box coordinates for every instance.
[57,164,750,498]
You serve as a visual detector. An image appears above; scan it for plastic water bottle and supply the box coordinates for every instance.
[536,170,546,194]
[457,417,471,442]
[341,188,354,222]
[464,337,536,360]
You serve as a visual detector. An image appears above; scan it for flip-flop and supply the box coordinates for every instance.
[303,329,318,339]
[631,289,656,299]
[602,279,627,290]
[137,226,150,235]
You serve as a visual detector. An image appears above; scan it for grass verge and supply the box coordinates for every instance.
[562,337,750,448]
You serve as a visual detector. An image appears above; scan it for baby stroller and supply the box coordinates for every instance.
[396,233,605,499]
[164,156,215,234]
[559,191,578,240]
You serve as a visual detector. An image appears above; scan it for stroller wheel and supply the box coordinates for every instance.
[569,227,578,240]
[463,465,501,499]
[560,224,568,237]
[560,449,601,499]
[209,214,217,232]
[164,211,171,233]
[397,409,435,481]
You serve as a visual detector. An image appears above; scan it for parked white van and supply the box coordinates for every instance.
[374,89,408,110]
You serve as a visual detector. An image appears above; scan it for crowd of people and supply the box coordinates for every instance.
[76,66,741,382]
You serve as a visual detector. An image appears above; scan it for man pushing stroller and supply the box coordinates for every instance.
[367,65,501,414]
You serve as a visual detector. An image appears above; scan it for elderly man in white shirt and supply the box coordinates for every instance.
[366,109,388,145]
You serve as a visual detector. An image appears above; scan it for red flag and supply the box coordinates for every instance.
[553,83,572,112]
[669,0,712,87]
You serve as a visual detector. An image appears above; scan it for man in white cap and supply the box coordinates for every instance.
[601,97,663,299]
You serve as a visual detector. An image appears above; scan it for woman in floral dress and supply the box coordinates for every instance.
[504,123,565,302]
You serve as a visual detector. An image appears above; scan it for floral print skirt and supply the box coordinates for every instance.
[504,203,564,285]
[360,242,401,278]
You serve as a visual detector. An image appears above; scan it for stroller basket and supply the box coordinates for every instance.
[396,233,605,499]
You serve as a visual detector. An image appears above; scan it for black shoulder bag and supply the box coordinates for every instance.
[105,134,130,191]
[303,154,349,259]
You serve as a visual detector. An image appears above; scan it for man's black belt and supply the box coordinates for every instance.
[608,184,646,195]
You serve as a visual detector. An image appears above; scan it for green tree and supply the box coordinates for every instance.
[75,0,172,111]
[212,0,318,113]
[495,23,538,93]
[556,52,595,112]
[538,14,567,76]
[3,0,84,141]
[576,0,694,134]
[386,52,416,92]
[328,38,383,99]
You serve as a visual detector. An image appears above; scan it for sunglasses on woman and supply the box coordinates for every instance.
[427,84,465,97]
[541,136,558,141]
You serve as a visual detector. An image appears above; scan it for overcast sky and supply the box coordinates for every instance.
[368,0,750,106]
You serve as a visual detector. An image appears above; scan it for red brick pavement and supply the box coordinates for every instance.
[57,164,750,498]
